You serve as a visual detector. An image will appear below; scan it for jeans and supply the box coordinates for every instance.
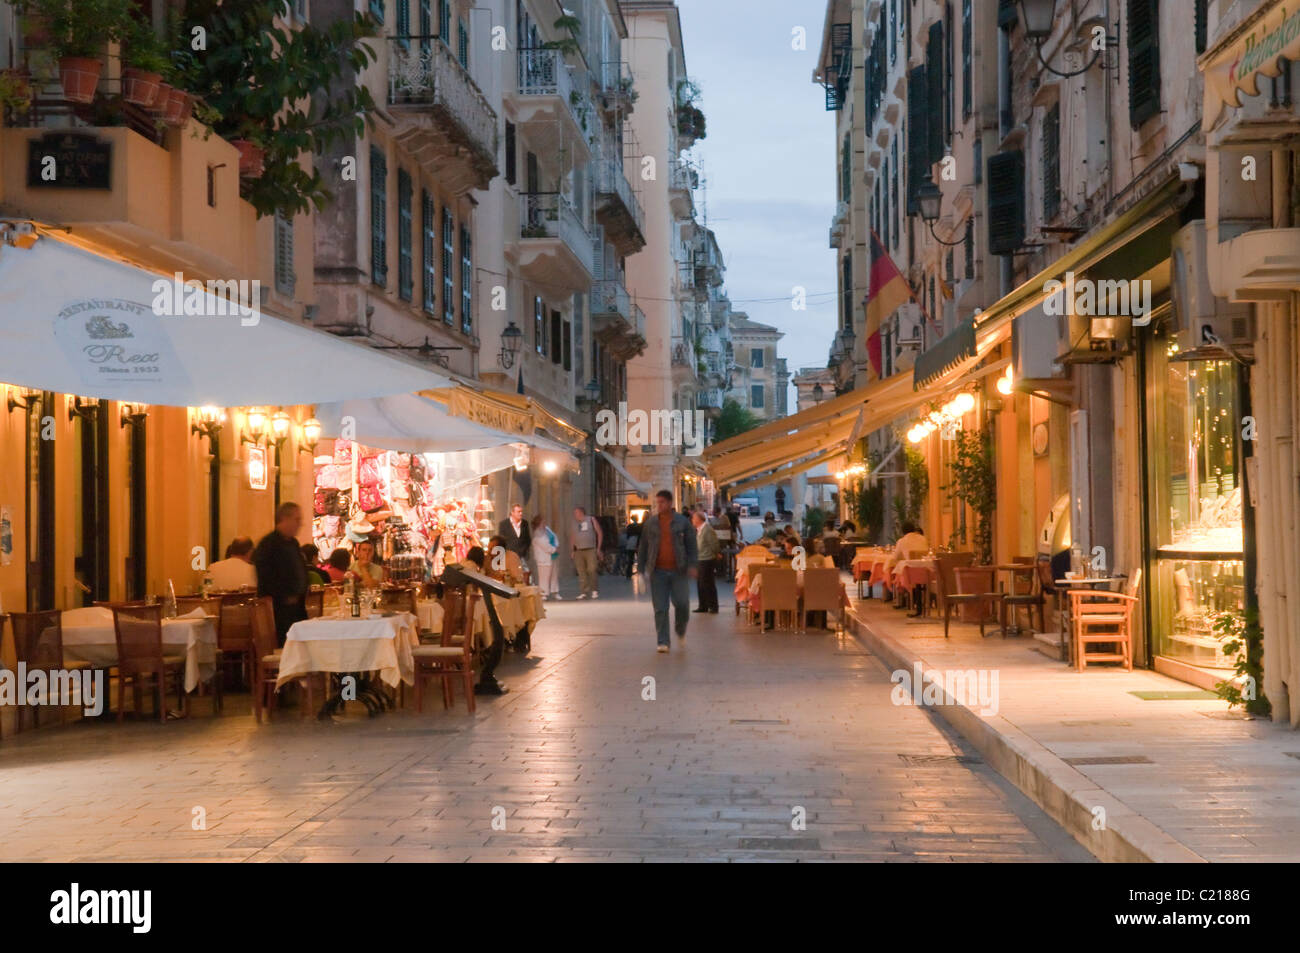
[650,569,690,646]
[697,557,718,611]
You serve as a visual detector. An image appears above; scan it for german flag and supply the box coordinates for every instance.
[864,230,911,378]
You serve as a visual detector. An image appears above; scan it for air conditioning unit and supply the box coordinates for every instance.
[1170,221,1255,359]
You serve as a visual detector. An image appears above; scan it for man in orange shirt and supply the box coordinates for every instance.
[636,489,699,653]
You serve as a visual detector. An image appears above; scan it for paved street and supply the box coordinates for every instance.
[0,576,1091,862]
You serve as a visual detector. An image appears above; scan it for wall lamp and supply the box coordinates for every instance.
[499,321,523,369]
[269,409,292,450]
[576,378,601,410]
[5,386,40,414]
[191,405,226,443]
[917,177,966,247]
[240,406,269,447]
[298,417,322,455]
[67,395,99,423]
[119,401,149,429]
[1018,0,1117,78]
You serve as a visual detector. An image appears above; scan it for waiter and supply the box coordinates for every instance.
[252,502,308,646]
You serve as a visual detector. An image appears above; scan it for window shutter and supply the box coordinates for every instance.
[1194,0,1208,55]
[438,0,450,40]
[274,213,295,297]
[1127,0,1160,127]
[504,122,516,185]
[460,224,472,335]
[562,319,572,372]
[986,149,1025,255]
[397,0,409,35]
[421,191,435,313]
[997,0,1017,28]
[1042,103,1060,220]
[397,169,413,301]
[535,296,546,355]
[926,23,945,165]
[442,208,454,325]
[458,19,468,67]
[419,0,432,51]
[370,148,387,286]
[551,310,562,364]
[905,66,929,214]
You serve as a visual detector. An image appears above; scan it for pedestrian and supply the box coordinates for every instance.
[530,514,560,599]
[622,515,642,577]
[441,546,508,695]
[208,536,257,590]
[637,489,698,652]
[571,506,603,599]
[691,511,720,613]
[498,503,531,559]
[252,502,308,647]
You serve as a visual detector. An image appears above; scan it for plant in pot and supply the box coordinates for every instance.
[22,0,133,104]
[121,13,170,109]
[228,123,268,178]
[0,68,34,116]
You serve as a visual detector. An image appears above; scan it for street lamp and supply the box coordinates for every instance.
[299,417,322,455]
[1017,0,1114,78]
[499,321,523,369]
[812,383,824,404]
[917,177,965,247]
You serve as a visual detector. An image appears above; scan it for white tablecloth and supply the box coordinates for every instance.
[278,612,418,689]
[60,607,217,692]
[416,585,546,646]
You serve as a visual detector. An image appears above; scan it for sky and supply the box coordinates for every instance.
[674,0,838,407]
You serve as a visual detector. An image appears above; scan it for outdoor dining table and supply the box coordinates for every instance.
[60,606,218,693]
[415,584,546,645]
[279,611,419,716]
[747,570,851,616]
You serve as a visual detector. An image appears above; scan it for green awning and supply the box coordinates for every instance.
[913,315,977,389]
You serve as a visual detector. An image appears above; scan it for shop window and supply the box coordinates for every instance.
[370,147,387,287]
[397,169,413,301]
[442,207,454,325]
[1145,334,1244,673]
[421,190,435,314]
[460,224,472,335]
[1127,0,1161,127]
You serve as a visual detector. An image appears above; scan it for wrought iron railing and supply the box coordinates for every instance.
[669,159,697,193]
[518,191,593,274]
[593,159,645,236]
[591,279,631,320]
[671,339,694,367]
[388,36,498,158]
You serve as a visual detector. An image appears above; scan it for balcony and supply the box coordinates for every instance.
[829,201,849,248]
[593,160,646,256]
[508,49,592,165]
[671,338,698,386]
[388,37,499,195]
[598,60,637,118]
[697,388,724,418]
[669,160,697,220]
[590,280,647,360]
[511,192,594,294]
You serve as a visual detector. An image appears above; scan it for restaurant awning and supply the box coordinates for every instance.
[422,385,588,450]
[314,394,524,455]
[0,228,455,405]
[600,450,652,495]
[913,315,976,389]
[1200,0,1300,128]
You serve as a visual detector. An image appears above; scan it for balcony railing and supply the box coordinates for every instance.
[698,389,723,409]
[591,279,631,321]
[519,192,593,272]
[389,36,498,160]
[671,340,694,367]
[593,159,645,236]
[669,159,698,193]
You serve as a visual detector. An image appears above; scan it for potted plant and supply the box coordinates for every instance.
[24,0,133,104]
[121,14,169,108]
[0,68,33,115]
[228,124,268,178]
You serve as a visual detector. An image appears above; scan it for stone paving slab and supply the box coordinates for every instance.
[847,591,1300,862]
[0,576,1093,863]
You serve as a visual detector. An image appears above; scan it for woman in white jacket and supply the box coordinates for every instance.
[530,513,561,599]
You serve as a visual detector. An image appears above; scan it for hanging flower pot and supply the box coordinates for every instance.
[230,138,265,178]
[121,67,162,108]
[58,56,103,104]
[160,85,194,127]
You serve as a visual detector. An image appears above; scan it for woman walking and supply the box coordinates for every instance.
[531,513,561,600]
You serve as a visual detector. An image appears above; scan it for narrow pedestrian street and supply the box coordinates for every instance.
[0,576,1090,863]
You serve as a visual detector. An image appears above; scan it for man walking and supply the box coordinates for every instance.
[252,502,308,646]
[498,503,531,576]
[692,511,720,613]
[638,490,698,653]
[571,506,603,599]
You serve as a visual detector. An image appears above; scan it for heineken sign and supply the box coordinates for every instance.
[27,133,113,190]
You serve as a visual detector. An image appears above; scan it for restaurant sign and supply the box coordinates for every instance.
[27,133,113,189]
[1203,1,1300,127]
[52,298,184,392]
[447,389,534,438]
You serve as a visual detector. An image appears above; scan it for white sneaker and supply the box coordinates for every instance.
[576,593,588,600]
[656,645,669,653]
[552,593,563,601]
[592,591,600,600]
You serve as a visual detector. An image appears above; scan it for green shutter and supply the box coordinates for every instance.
[397,169,413,301]
[1194,0,1208,55]
[370,148,387,286]
[926,23,945,165]
[987,150,1025,256]
[906,66,929,214]
[1127,0,1160,127]
[421,191,435,313]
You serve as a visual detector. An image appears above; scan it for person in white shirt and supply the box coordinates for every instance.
[530,514,560,599]
[889,522,932,614]
[208,537,257,590]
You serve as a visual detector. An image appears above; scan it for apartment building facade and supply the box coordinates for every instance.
[727,315,787,422]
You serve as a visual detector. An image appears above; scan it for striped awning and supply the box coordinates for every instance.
[912,315,976,390]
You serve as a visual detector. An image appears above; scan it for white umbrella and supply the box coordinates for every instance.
[0,232,451,405]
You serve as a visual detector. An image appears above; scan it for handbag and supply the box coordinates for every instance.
[409,454,427,483]
[316,463,339,489]
[314,488,339,517]
[358,484,384,512]
[358,456,381,487]
[333,442,353,466]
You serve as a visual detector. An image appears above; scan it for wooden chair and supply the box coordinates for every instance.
[9,610,92,729]
[111,604,187,723]
[761,568,800,631]
[304,590,325,618]
[932,552,981,638]
[218,593,259,691]
[377,586,418,615]
[248,595,318,721]
[410,586,477,713]
[801,568,845,631]
[1000,556,1052,635]
[744,564,770,624]
[1070,569,1142,672]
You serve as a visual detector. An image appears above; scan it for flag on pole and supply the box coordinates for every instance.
[865,230,912,378]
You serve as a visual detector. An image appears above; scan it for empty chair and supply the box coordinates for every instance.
[1071,569,1142,672]
[248,595,318,721]
[801,568,845,631]
[932,552,982,638]
[111,604,187,723]
[1001,556,1052,635]
[218,593,258,690]
[9,610,91,729]
[744,564,771,624]
[304,590,324,619]
[760,568,800,631]
[410,586,477,713]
